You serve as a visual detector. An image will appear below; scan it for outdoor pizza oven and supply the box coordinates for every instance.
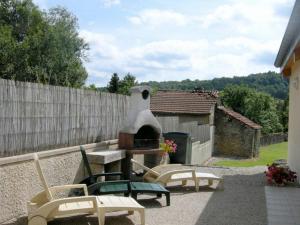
[118,86,162,179]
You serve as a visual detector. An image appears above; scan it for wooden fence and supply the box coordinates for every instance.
[155,115,211,143]
[0,79,129,157]
[260,133,288,146]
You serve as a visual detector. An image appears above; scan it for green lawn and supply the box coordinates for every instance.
[214,142,288,167]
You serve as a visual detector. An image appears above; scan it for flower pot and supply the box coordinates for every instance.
[160,153,170,165]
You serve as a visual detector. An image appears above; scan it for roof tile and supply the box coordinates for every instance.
[217,106,262,129]
[150,90,218,115]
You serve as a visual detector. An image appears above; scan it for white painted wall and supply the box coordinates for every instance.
[191,141,211,165]
[190,126,214,165]
[288,60,300,181]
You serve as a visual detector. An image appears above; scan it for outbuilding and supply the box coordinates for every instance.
[150,90,217,165]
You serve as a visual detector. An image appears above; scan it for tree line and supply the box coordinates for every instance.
[141,71,289,100]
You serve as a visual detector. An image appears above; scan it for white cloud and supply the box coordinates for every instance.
[128,9,189,27]
[214,37,280,54]
[200,0,292,36]
[82,29,279,86]
[101,0,120,7]
[81,0,294,86]
[80,30,120,60]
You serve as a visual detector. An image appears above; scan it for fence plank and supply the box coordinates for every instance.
[260,133,287,146]
[155,115,210,143]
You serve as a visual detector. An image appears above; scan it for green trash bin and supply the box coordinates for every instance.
[162,132,192,164]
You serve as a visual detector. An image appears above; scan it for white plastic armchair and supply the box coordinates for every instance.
[131,159,199,191]
[28,154,102,225]
[131,159,224,191]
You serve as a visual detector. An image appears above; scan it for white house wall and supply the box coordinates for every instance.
[289,60,300,181]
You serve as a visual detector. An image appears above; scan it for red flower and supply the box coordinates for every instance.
[265,163,297,186]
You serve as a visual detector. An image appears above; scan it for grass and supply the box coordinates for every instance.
[214,142,288,167]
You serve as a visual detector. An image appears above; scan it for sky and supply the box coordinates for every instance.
[33,0,295,87]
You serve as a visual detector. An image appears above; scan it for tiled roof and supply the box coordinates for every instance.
[217,106,262,129]
[150,90,218,115]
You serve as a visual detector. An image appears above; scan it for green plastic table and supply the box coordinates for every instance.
[98,181,130,196]
[130,182,170,206]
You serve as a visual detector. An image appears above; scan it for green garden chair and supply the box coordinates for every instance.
[76,146,131,196]
[76,147,171,206]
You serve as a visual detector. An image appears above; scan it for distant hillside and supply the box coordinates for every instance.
[141,71,289,100]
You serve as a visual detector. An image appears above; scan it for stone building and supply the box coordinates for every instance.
[214,106,261,158]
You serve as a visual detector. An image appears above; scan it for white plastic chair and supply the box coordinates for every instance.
[131,159,223,191]
[28,154,145,225]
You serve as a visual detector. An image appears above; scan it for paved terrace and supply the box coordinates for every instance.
[5,166,299,225]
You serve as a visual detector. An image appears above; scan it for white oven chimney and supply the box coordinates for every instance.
[120,86,162,134]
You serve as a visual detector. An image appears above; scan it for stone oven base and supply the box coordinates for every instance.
[121,149,163,180]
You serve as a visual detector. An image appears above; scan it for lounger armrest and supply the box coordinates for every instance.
[156,169,196,184]
[29,196,99,219]
[151,164,184,174]
[153,164,182,170]
[144,169,160,178]
[50,184,89,196]
[131,159,160,177]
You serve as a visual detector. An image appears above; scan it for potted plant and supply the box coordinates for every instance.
[265,163,297,186]
[159,139,177,165]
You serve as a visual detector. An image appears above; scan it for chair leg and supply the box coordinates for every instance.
[195,179,199,192]
[139,209,145,225]
[131,192,138,200]
[165,192,170,206]
[97,208,105,225]
[28,216,47,225]
[218,179,224,190]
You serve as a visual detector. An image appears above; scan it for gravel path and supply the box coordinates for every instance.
[49,166,268,225]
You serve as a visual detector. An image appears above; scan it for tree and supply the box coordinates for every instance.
[0,0,88,87]
[84,84,98,91]
[107,73,120,93]
[107,73,137,95]
[277,97,289,132]
[119,73,137,95]
[220,85,252,115]
[221,85,283,134]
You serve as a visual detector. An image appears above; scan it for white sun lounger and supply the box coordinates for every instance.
[131,159,223,191]
[27,154,145,225]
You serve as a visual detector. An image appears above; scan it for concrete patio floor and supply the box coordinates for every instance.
[48,166,272,225]
[5,166,298,225]
[266,186,300,225]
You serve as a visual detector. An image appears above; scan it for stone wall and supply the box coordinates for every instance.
[0,140,119,225]
[214,109,261,158]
